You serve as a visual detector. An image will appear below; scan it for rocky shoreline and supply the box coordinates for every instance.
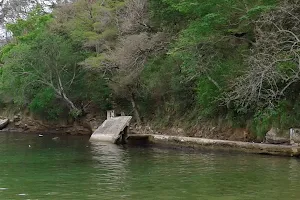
[2,112,300,157]
[0,114,93,135]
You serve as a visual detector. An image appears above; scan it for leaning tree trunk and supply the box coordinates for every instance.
[61,91,81,116]
[53,88,81,118]
[56,76,82,118]
[130,93,141,125]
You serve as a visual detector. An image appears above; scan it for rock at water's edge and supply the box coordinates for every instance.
[0,118,9,130]
[290,128,300,144]
[265,128,289,144]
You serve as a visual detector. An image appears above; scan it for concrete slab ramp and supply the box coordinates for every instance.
[89,116,132,144]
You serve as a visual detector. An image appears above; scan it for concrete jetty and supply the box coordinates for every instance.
[126,134,300,157]
[90,116,132,144]
[148,135,300,157]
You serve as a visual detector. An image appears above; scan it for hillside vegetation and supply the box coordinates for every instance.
[1,0,300,139]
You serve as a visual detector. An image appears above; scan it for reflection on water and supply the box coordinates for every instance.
[89,142,128,193]
[0,132,299,199]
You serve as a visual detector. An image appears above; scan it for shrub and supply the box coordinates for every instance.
[29,88,63,120]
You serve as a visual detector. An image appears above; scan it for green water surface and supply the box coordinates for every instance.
[0,132,299,200]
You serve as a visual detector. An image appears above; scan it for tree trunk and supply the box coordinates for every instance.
[207,74,221,91]
[130,93,141,125]
[61,91,78,110]
[56,75,82,117]
[59,91,82,117]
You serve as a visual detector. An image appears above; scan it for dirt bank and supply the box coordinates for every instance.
[131,121,254,142]
[1,111,107,135]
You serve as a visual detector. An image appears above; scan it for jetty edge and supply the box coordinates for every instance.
[127,134,300,157]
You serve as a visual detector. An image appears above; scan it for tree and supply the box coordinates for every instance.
[1,9,86,118]
[109,32,167,124]
[99,0,168,124]
[0,0,74,43]
[51,0,124,73]
[2,32,85,117]
[225,0,300,112]
[51,0,168,123]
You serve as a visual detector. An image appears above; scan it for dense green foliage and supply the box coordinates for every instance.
[140,0,300,137]
[0,6,111,119]
[3,0,300,138]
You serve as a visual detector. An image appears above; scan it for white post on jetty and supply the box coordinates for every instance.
[107,110,115,119]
